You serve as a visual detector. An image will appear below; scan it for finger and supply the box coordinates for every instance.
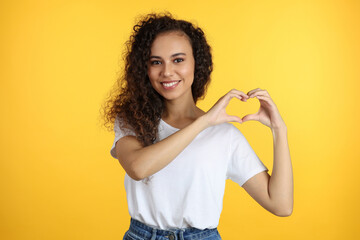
[247,89,271,98]
[224,93,241,101]
[224,92,246,103]
[216,94,238,108]
[249,90,271,98]
[255,95,272,103]
[248,90,265,97]
[227,89,249,99]
[227,115,242,123]
[246,88,262,96]
[255,96,276,108]
[242,113,259,122]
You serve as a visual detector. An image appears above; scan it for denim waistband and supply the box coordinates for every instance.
[127,218,219,240]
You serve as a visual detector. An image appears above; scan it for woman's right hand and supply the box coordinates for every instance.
[203,89,249,127]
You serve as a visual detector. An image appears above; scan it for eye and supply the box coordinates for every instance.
[150,60,161,65]
[174,58,184,63]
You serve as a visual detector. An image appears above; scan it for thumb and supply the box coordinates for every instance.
[227,115,242,124]
[242,113,259,123]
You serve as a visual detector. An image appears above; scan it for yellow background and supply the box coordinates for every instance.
[1,0,359,239]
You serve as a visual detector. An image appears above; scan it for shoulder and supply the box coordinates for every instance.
[201,123,244,141]
[211,123,249,146]
[114,116,136,136]
[211,122,242,135]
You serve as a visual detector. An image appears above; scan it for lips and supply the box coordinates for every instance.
[161,80,181,90]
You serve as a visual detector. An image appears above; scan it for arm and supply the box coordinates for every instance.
[241,89,293,216]
[116,116,208,181]
[116,89,247,181]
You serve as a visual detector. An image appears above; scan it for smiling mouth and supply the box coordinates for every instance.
[161,80,181,88]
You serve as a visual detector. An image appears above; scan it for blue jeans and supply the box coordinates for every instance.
[123,218,222,240]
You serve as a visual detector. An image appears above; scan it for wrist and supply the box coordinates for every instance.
[271,119,287,131]
[271,124,287,137]
[196,115,212,130]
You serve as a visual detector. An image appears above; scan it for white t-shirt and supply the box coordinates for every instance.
[110,117,268,230]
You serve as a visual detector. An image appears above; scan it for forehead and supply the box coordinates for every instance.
[150,31,192,54]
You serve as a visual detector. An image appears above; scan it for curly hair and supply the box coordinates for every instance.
[101,12,213,146]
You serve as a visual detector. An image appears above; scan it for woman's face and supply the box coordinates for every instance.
[147,31,195,102]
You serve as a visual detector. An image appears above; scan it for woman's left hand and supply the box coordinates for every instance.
[242,88,286,130]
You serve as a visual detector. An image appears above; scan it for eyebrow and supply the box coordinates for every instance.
[149,53,186,59]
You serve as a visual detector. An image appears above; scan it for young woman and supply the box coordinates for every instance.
[104,12,293,240]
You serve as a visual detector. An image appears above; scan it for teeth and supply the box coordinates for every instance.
[162,81,179,87]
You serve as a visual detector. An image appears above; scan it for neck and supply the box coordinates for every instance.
[163,95,204,121]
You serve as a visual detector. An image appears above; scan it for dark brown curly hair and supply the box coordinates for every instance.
[101,12,213,146]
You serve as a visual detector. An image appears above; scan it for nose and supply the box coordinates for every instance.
[163,62,174,77]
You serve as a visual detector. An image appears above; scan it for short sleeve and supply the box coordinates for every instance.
[110,117,136,159]
[226,126,268,187]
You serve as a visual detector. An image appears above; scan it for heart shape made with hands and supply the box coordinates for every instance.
[226,95,260,122]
